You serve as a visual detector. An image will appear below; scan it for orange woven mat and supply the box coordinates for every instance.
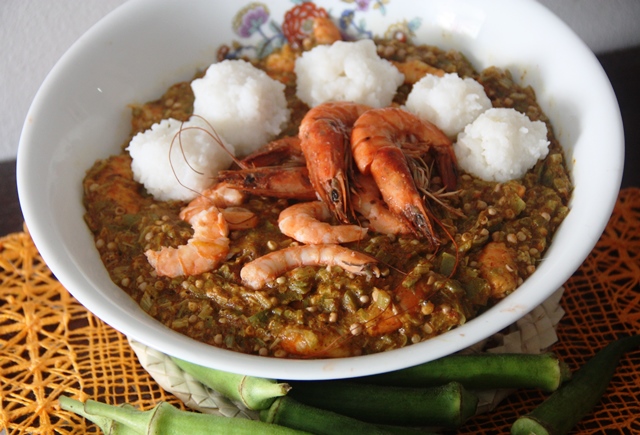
[1,188,639,435]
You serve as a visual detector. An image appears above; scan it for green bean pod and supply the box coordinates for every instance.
[358,352,571,392]
[288,380,478,429]
[60,396,311,435]
[170,356,290,410]
[261,396,434,435]
[511,335,640,435]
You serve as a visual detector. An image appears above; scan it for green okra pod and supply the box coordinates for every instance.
[170,356,290,410]
[511,334,640,435]
[261,396,434,435]
[59,396,139,435]
[60,396,310,435]
[358,352,572,392]
[287,380,478,429]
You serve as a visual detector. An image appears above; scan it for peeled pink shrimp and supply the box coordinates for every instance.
[240,244,380,290]
[278,201,368,245]
[179,183,257,231]
[146,183,255,277]
[179,183,246,222]
[146,205,229,277]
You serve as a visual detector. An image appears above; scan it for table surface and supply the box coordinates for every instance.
[2,46,639,237]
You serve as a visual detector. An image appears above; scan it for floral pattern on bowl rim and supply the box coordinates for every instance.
[219,0,422,60]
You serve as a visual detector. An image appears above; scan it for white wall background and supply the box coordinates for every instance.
[2,0,640,162]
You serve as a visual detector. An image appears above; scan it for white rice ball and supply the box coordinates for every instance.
[127,117,235,202]
[405,73,492,139]
[454,108,550,182]
[191,59,290,156]
[295,39,404,108]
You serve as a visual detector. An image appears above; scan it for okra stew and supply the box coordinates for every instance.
[82,35,571,359]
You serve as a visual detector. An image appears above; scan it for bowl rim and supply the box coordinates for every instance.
[16,0,624,380]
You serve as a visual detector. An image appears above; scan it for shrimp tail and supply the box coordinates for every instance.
[351,107,460,246]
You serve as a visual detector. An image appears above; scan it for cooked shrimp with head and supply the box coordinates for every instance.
[215,166,316,200]
[213,136,315,200]
[351,107,458,246]
[278,201,368,244]
[240,244,380,290]
[298,101,371,223]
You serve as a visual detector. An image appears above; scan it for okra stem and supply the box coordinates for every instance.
[358,352,571,392]
[511,335,640,435]
[261,396,434,435]
[170,356,290,410]
[287,380,478,429]
[59,396,139,435]
[61,396,311,435]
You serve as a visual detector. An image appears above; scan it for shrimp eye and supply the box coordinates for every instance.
[415,212,427,229]
[331,189,340,203]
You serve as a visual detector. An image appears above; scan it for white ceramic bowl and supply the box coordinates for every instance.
[17,0,623,380]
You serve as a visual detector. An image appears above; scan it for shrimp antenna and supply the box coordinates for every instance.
[429,214,460,278]
[376,255,406,276]
[168,124,204,198]
[177,120,204,175]
[190,115,248,168]
[406,156,461,276]
[177,115,247,169]
[168,115,251,198]
[410,156,464,218]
